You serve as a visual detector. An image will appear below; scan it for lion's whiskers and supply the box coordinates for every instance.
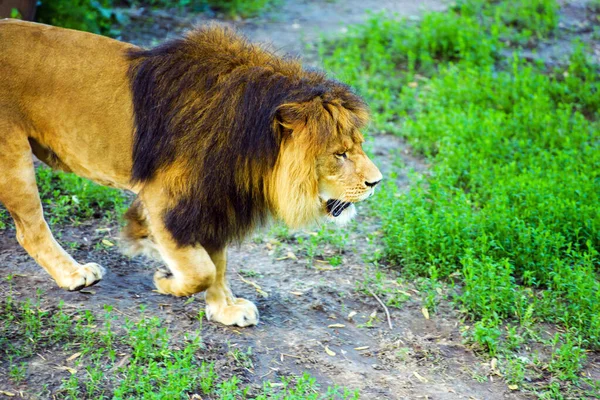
[330,191,350,215]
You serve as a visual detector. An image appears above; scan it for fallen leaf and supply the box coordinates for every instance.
[347,311,357,320]
[114,354,131,369]
[56,366,77,374]
[491,358,498,371]
[238,275,269,298]
[421,307,430,320]
[413,371,428,383]
[328,324,345,328]
[102,239,114,247]
[66,352,82,362]
[508,384,519,390]
[276,251,298,261]
[354,346,369,350]
[324,346,336,356]
[315,265,339,271]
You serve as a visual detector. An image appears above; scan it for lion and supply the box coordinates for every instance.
[0,20,382,327]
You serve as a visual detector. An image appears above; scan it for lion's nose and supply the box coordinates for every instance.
[365,179,381,187]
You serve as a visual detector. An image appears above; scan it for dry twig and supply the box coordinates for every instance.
[368,288,393,329]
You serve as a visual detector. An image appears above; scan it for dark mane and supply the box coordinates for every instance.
[127,25,366,250]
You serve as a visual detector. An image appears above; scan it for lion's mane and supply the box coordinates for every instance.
[127,25,368,250]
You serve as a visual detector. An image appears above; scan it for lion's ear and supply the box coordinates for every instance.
[275,102,308,132]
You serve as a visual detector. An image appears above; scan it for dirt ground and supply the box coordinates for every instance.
[0,133,524,399]
[1,1,598,399]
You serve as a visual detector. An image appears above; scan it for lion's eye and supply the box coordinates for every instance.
[335,152,347,159]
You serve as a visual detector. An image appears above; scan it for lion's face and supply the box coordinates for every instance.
[271,97,380,229]
[316,131,382,224]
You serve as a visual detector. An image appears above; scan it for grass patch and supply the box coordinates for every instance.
[324,0,599,396]
[206,0,279,18]
[0,278,358,399]
[31,0,277,36]
[0,166,128,230]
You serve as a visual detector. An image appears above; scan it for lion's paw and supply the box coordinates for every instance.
[206,298,259,327]
[153,267,179,295]
[61,263,105,291]
[153,267,206,297]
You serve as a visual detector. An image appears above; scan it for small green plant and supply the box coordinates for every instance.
[0,208,7,229]
[10,8,22,18]
[228,345,254,370]
[8,358,27,383]
[464,321,502,356]
[239,269,261,278]
[502,356,526,386]
[327,254,343,266]
[206,0,278,18]
[547,333,587,382]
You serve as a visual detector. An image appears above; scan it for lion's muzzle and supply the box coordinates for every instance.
[326,199,353,217]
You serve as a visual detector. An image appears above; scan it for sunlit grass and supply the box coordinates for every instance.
[323,0,599,397]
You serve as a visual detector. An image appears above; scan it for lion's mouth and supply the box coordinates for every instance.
[326,199,352,217]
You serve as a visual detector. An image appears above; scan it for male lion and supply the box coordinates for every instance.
[0,20,382,326]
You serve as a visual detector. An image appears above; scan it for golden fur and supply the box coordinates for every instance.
[0,20,382,327]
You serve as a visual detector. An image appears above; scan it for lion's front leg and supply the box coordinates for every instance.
[205,247,259,327]
[141,190,258,326]
[140,192,216,297]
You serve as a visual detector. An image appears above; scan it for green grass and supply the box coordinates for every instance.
[31,0,277,37]
[0,166,128,229]
[0,278,358,399]
[264,221,350,266]
[206,0,279,18]
[323,0,599,397]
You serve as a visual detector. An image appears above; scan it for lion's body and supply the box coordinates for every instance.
[0,19,135,189]
[0,19,381,327]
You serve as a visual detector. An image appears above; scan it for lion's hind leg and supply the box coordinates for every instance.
[120,198,161,260]
[0,127,105,290]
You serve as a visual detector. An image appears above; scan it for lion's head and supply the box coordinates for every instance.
[128,25,381,250]
[270,96,382,228]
